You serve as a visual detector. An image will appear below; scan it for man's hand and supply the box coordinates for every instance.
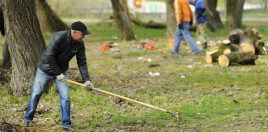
[84,81,94,91]
[189,20,193,26]
[178,23,183,29]
[57,73,65,82]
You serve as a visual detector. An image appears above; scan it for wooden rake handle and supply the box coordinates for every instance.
[64,79,178,120]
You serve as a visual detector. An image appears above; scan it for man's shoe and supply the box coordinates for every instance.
[170,52,182,57]
[63,127,74,132]
[22,120,30,127]
[170,52,177,55]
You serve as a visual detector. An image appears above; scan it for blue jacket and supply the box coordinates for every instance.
[189,0,207,24]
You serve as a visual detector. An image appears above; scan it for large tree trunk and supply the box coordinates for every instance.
[131,18,166,28]
[203,0,224,32]
[35,0,69,35]
[119,0,129,18]
[165,0,176,39]
[0,6,10,69]
[165,0,176,49]
[2,0,46,96]
[111,0,135,40]
[226,0,245,29]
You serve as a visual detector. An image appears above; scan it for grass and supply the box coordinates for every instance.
[87,24,167,42]
[243,12,268,18]
[0,21,268,131]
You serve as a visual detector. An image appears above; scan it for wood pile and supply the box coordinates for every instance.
[205,28,266,67]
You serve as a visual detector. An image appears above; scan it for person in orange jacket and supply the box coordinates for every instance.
[172,0,200,55]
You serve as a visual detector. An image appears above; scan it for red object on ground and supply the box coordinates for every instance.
[100,44,111,52]
[143,42,157,50]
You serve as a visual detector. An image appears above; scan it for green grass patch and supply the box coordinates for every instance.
[243,12,268,18]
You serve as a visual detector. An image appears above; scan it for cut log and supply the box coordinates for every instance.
[218,51,258,67]
[223,48,231,54]
[240,43,255,54]
[131,18,166,29]
[229,29,244,44]
[230,44,242,52]
[228,28,265,55]
[255,39,267,55]
[205,40,231,63]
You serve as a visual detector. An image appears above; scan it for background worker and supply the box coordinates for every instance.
[172,0,200,55]
[190,0,208,50]
[22,21,93,132]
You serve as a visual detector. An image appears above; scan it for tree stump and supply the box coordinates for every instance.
[218,51,257,67]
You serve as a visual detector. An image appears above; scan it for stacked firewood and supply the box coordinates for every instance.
[205,28,266,67]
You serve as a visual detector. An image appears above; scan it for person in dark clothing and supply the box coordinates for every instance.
[189,0,208,49]
[22,21,93,132]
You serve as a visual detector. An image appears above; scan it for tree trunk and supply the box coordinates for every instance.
[2,0,46,96]
[35,0,69,35]
[165,0,176,39]
[165,0,176,49]
[0,6,10,69]
[131,18,166,28]
[226,0,245,29]
[119,0,129,18]
[1,40,11,69]
[111,0,135,40]
[203,0,224,32]
[218,51,257,67]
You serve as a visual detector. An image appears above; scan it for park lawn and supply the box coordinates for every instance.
[0,23,267,131]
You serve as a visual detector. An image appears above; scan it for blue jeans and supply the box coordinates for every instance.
[172,21,200,54]
[24,68,71,127]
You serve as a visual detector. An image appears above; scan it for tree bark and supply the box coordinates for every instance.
[111,0,135,40]
[1,40,11,69]
[226,0,245,29]
[203,0,224,32]
[2,0,46,96]
[165,0,176,39]
[35,0,69,35]
[119,0,129,18]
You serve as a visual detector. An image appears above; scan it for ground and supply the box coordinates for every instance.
[0,31,267,131]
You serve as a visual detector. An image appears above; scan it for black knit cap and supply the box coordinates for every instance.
[71,21,90,35]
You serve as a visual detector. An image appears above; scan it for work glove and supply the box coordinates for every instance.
[189,20,193,26]
[178,23,183,29]
[57,73,65,82]
[84,81,94,91]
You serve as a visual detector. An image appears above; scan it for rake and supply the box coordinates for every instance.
[65,79,179,121]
